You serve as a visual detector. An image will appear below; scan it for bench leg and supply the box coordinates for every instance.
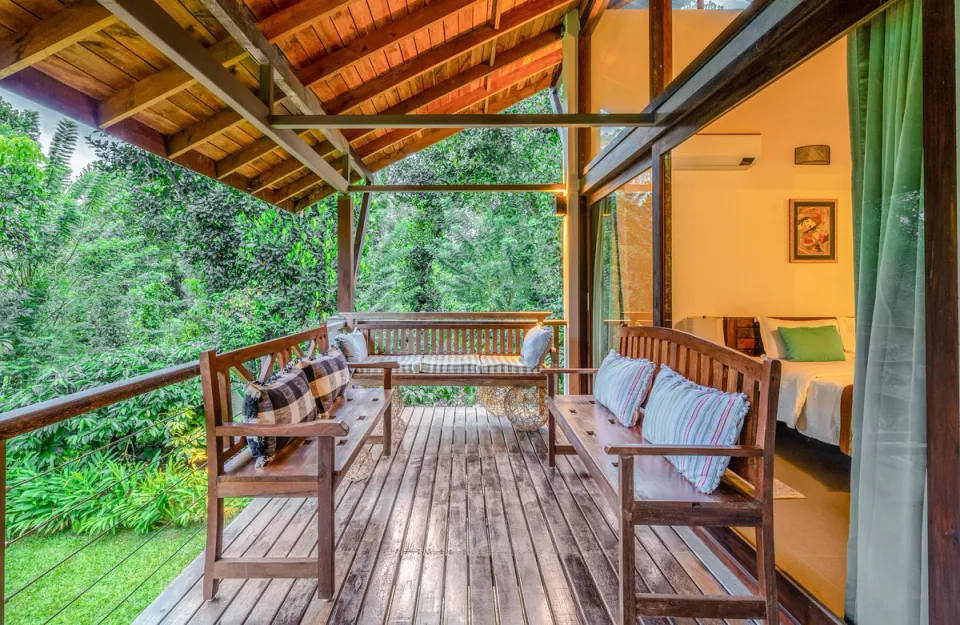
[756,520,778,623]
[203,496,223,600]
[547,410,556,467]
[383,403,392,457]
[317,437,335,600]
[618,456,636,625]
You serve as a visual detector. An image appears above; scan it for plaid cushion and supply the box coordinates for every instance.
[243,366,317,467]
[359,354,422,374]
[420,354,481,374]
[478,355,539,374]
[297,348,350,414]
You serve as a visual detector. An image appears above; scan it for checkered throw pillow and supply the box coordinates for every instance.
[243,365,318,467]
[297,348,351,414]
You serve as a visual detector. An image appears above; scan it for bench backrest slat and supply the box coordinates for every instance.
[618,325,780,493]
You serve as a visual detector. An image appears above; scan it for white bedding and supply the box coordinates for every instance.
[776,360,855,446]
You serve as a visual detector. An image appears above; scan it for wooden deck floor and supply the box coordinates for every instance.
[136,406,744,625]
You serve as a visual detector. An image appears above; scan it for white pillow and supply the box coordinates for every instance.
[757,317,841,360]
[519,325,553,368]
[336,329,368,363]
[837,316,856,357]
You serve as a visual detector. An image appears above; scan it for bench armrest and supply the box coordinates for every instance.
[215,420,349,438]
[545,368,600,376]
[604,443,764,457]
[350,361,400,369]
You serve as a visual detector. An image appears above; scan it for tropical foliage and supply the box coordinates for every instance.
[0,90,562,537]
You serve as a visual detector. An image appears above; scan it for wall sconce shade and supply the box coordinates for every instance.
[554,195,567,216]
[795,144,831,165]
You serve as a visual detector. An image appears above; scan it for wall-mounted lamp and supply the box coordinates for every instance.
[554,194,567,216]
[795,145,831,165]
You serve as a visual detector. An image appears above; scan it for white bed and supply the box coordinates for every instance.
[674,315,857,454]
[776,359,854,447]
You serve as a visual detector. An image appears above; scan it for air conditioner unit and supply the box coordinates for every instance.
[672,133,761,170]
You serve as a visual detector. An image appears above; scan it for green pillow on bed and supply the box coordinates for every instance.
[777,325,846,361]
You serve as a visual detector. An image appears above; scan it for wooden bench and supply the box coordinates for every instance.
[340,312,563,388]
[199,325,396,601]
[546,325,782,624]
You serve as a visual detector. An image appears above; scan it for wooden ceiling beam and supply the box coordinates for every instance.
[277,111,650,129]
[0,0,118,80]
[99,0,349,192]
[200,0,372,180]
[0,66,255,197]
[321,0,573,116]
[357,49,561,159]
[258,0,361,44]
[250,156,310,192]
[167,109,244,158]
[579,0,611,37]
[98,37,247,128]
[339,31,561,143]
[297,0,484,88]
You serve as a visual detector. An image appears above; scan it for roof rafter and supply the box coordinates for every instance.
[357,48,562,159]
[0,0,118,80]
[340,30,562,142]
[291,74,556,211]
[200,0,372,181]
[166,109,244,158]
[321,0,573,116]
[98,37,247,128]
[297,0,484,88]
[258,0,361,44]
[98,0,349,193]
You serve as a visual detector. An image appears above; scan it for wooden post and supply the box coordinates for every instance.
[923,0,960,622]
[0,439,5,625]
[650,0,672,328]
[317,436,334,599]
[618,454,635,625]
[561,9,583,391]
[337,193,355,312]
[353,193,371,282]
[383,368,392,457]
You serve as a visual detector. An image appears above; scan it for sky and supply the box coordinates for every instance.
[0,87,101,173]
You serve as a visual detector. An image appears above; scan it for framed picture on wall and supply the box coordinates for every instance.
[788,199,837,263]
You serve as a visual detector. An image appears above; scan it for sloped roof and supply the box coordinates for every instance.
[0,0,570,210]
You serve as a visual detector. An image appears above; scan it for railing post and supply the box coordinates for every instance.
[1,438,6,625]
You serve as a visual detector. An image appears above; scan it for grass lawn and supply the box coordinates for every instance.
[4,525,206,625]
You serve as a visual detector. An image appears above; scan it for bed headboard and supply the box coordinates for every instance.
[723,318,762,356]
[722,316,844,358]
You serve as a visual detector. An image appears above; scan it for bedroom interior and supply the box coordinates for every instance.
[588,6,857,617]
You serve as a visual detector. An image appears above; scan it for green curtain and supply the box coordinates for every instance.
[846,1,927,623]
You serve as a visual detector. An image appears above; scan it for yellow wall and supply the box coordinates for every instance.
[590,11,855,323]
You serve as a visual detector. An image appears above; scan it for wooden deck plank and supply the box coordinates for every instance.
[386,406,445,623]
[414,406,455,625]
[138,407,745,625]
[476,410,525,625]
[354,407,437,623]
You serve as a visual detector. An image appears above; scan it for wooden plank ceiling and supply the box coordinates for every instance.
[0,0,570,211]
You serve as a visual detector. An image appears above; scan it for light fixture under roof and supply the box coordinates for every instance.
[795,145,831,165]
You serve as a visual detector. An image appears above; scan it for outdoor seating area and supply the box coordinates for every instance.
[340,312,563,387]
[0,0,953,623]
[137,404,752,625]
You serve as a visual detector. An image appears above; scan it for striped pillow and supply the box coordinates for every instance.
[593,350,657,427]
[642,366,751,494]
